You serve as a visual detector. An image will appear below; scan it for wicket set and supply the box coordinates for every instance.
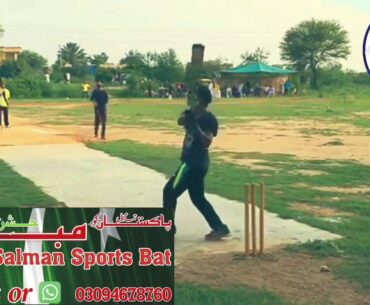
[244,183,265,256]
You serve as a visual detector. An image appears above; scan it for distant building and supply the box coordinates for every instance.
[0,47,22,64]
[99,63,126,69]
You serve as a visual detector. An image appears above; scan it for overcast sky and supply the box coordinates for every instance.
[1,0,369,71]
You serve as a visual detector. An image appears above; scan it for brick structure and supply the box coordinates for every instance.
[0,47,22,64]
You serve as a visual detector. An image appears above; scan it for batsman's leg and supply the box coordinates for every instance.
[163,163,190,234]
[94,108,100,137]
[188,169,230,240]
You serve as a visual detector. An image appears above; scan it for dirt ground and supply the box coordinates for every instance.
[176,249,370,305]
[290,202,354,217]
[2,115,370,166]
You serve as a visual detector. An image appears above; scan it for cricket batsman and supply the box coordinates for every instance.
[163,74,230,240]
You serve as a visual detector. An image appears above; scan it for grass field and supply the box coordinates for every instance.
[11,96,370,130]
[176,284,301,305]
[2,95,370,304]
[0,160,61,207]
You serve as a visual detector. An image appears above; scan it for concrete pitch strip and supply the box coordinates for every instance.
[0,144,340,255]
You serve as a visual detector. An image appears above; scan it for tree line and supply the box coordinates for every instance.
[0,19,368,98]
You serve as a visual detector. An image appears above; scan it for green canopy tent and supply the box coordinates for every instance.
[219,62,295,96]
[221,61,295,75]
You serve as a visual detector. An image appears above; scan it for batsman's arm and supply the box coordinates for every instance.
[178,113,186,126]
[194,126,213,148]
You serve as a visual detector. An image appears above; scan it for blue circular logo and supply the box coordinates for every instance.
[363,25,370,75]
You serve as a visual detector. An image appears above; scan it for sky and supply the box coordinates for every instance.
[0,0,369,71]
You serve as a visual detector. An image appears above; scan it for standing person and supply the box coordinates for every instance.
[238,83,244,97]
[163,85,230,241]
[214,82,221,99]
[226,86,232,98]
[90,81,109,140]
[284,80,291,96]
[208,81,214,97]
[65,72,71,85]
[0,79,11,129]
[280,82,285,96]
[81,81,91,99]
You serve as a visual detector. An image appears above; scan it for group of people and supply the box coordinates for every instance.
[156,83,188,99]
[222,79,294,98]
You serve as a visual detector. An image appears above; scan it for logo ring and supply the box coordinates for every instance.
[363,25,370,75]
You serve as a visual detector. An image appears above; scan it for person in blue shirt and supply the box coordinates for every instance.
[284,80,291,96]
[90,81,109,140]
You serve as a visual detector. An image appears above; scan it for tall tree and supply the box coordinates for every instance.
[89,52,109,66]
[17,50,48,72]
[241,47,269,64]
[120,50,149,70]
[203,58,232,77]
[151,49,185,83]
[58,42,87,66]
[120,50,152,78]
[280,19,350,89]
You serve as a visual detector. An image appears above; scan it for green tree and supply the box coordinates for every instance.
[120,50,154,79]
[58,42,87,67]
[241,47,269,64]
[280,19,350,89]
[0,50,47,78]
[151,49,185,83]
[17,50,47,73]
[0,25,4,38]
[0,61,19,78]
[89,52,109,66]
[203,58,232,78]
[120,50,150,70]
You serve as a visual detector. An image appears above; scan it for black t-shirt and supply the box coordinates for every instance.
[91,89,108,110]
[181,111,218,169]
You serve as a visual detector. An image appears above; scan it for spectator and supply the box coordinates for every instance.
[65,72,71,85]
[232,85,240,98]
[226,86,232,98]
[284,80,291,96]
[0,79,11,128]
[254,83,261,97]
[208,81,214,96]
[280,82,285,96]
[268,86,275,97]
[81,81,91,99]
[45,73,50,83]
[239,83,244,97]
[212,82,221,99]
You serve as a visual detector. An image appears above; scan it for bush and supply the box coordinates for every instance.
[6,74,48,98]
[123,72,148,97]
[5,74,84,99]
[95,68,115,83]
[51,84,82,98]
